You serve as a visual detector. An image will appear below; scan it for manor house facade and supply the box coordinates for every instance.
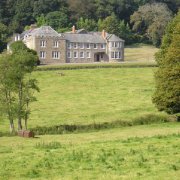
[12,25,124,64]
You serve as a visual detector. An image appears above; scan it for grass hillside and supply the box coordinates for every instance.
[0,123,180,180]
[125,44,159,62]
[0,67,168,133]
[1,64,180,179]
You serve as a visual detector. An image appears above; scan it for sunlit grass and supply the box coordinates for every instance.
[0,67,167,133]
[125,44,159,62]
[0,123,180,179]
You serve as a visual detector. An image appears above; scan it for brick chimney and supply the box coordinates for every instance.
[72,25,76,33]
[102,29,106,39]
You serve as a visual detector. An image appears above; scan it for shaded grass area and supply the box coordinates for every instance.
[0,124,180,180]
[0,67,167,133]
[125,44,159,62]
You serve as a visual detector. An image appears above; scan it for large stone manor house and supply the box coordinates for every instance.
[11,25,125,64]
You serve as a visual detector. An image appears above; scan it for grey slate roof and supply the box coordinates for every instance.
[22,26,61,38]
[106,34,124,42]
[64,32,106,43]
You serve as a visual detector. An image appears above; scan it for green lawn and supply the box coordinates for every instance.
[125,44,159,62]
[1,66,180,179]
[0,67,167,133]
[0,123,180,180]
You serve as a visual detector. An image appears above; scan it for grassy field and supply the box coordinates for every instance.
[1,64,180,179]
[125,44,159,62]
[0,67,167,133]
[0,123,180,180]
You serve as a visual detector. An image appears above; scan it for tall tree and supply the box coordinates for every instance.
[0,53,17,133]
[10,41,39,130]
[0,41,39,132]
[153,11,180,119]
[130,3,173,46]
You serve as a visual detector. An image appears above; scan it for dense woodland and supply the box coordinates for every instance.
[0,0,180,52]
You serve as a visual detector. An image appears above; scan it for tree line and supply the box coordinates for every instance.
[0,0,179,51]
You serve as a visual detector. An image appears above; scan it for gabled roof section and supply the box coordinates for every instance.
[106,34,124,42]
[26,26,61,37]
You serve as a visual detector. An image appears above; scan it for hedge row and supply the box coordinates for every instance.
[30,114,175,136]
[36,62,157,71]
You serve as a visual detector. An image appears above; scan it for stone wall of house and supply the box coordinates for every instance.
[66,43,108,63]
[34,37,66,64]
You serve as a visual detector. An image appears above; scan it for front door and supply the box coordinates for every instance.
[96,54,100,62]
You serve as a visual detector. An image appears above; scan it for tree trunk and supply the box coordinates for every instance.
[18,81,23,130]
[25,118,27,130]
[18,118,22,130]
[10,120,15,133]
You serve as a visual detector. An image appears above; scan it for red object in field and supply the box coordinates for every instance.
[18,130,34,138]
[18,130,24,137]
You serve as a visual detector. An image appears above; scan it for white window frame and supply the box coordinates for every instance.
[73,43,78,49]
[67,51,71,58]
[40,40,46,47]
[87,43,90,49]
[74,51,78,58]
[111,51,121,59]
[80,51,84,58]
[53,41,59,48]
[67,43,71,49]
[101,44,105,49]
[52,51,60,59]
[87,52,91,58]
[94,44,98,49]
[40,51,46,59]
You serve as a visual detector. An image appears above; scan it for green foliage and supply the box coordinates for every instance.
[98,14,119,35]
[0,41,39,132]
[153,11,180,115]
[36,14,47,27]
[77,17,98,31]
[131,3,173,46]
[45,11,69,31]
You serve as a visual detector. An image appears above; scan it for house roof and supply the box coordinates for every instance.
[106,34,124,42]
[64,32,106,43]
[22,26,61,38]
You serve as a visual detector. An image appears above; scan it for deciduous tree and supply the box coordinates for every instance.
[153,11,180,119]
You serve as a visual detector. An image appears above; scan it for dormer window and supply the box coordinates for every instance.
[40,40,46,47]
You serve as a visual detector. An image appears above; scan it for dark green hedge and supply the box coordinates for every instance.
[36,62,157,71]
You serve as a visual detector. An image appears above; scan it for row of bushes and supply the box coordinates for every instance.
[36,62,157,71]
[30,114,176,136]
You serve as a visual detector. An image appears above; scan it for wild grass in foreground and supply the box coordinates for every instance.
[0,123,180,180]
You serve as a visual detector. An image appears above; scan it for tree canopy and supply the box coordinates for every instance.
[153,11,180,117]
[0,0,179,51]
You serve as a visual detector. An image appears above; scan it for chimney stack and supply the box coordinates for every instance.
[72,25,76,33]
[102,29,106,39]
